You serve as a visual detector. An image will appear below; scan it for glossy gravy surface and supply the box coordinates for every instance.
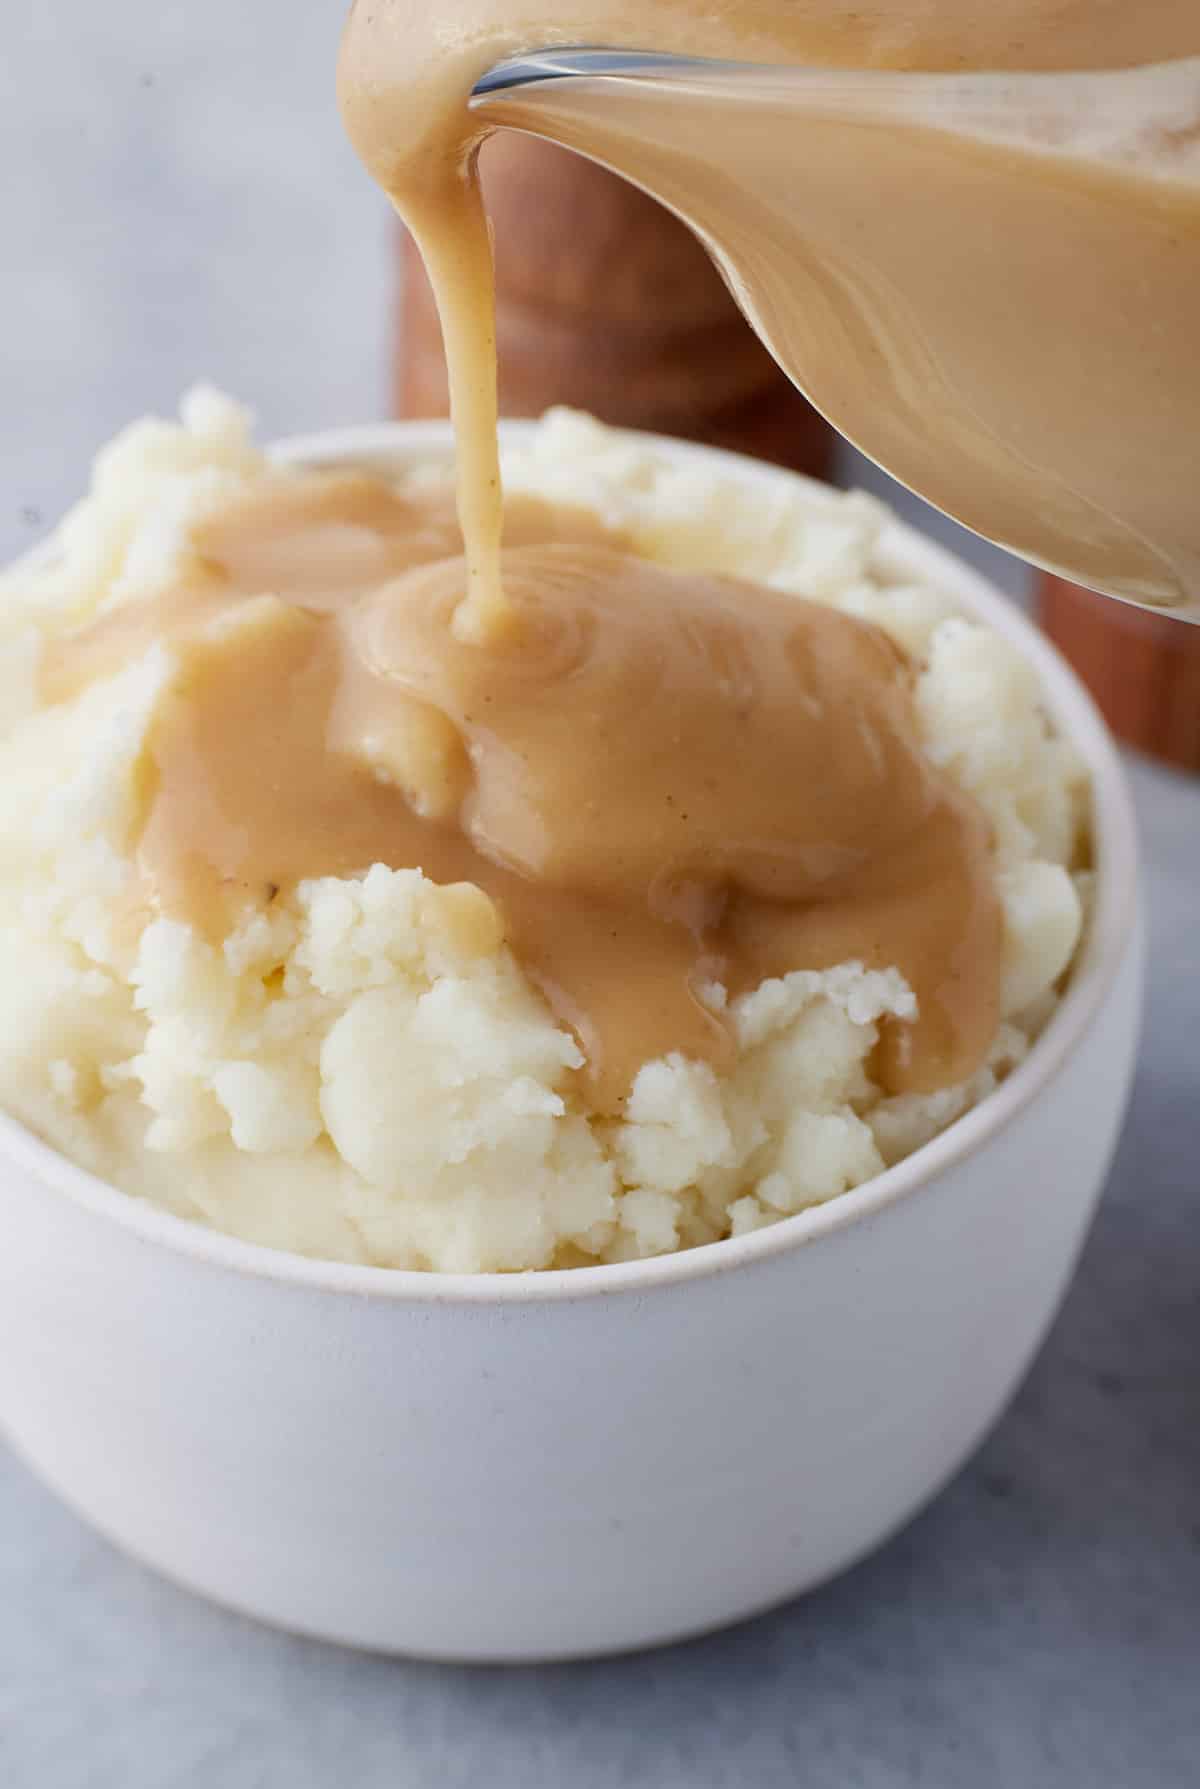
[45,475,1001,1110]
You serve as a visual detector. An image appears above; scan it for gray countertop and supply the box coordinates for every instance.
[2,7,1198,1785]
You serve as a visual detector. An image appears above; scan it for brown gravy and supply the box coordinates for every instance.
[45,475,1001,1110]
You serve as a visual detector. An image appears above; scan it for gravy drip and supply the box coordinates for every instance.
[338,1,1200,614]
[45,475,1002,1110]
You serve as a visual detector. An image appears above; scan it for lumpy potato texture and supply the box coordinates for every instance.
[0,393,1087,1271]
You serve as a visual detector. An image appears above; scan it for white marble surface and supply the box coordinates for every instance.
[2,6,1198,1785]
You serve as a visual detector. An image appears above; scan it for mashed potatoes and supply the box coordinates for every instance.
[0,393,1089,1271]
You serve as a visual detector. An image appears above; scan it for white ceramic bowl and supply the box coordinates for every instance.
[0,422,1141,1661]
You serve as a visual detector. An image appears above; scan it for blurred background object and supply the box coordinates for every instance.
[1039,574,1200,770]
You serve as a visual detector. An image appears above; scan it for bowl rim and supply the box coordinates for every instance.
[0,416,1139,1305]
